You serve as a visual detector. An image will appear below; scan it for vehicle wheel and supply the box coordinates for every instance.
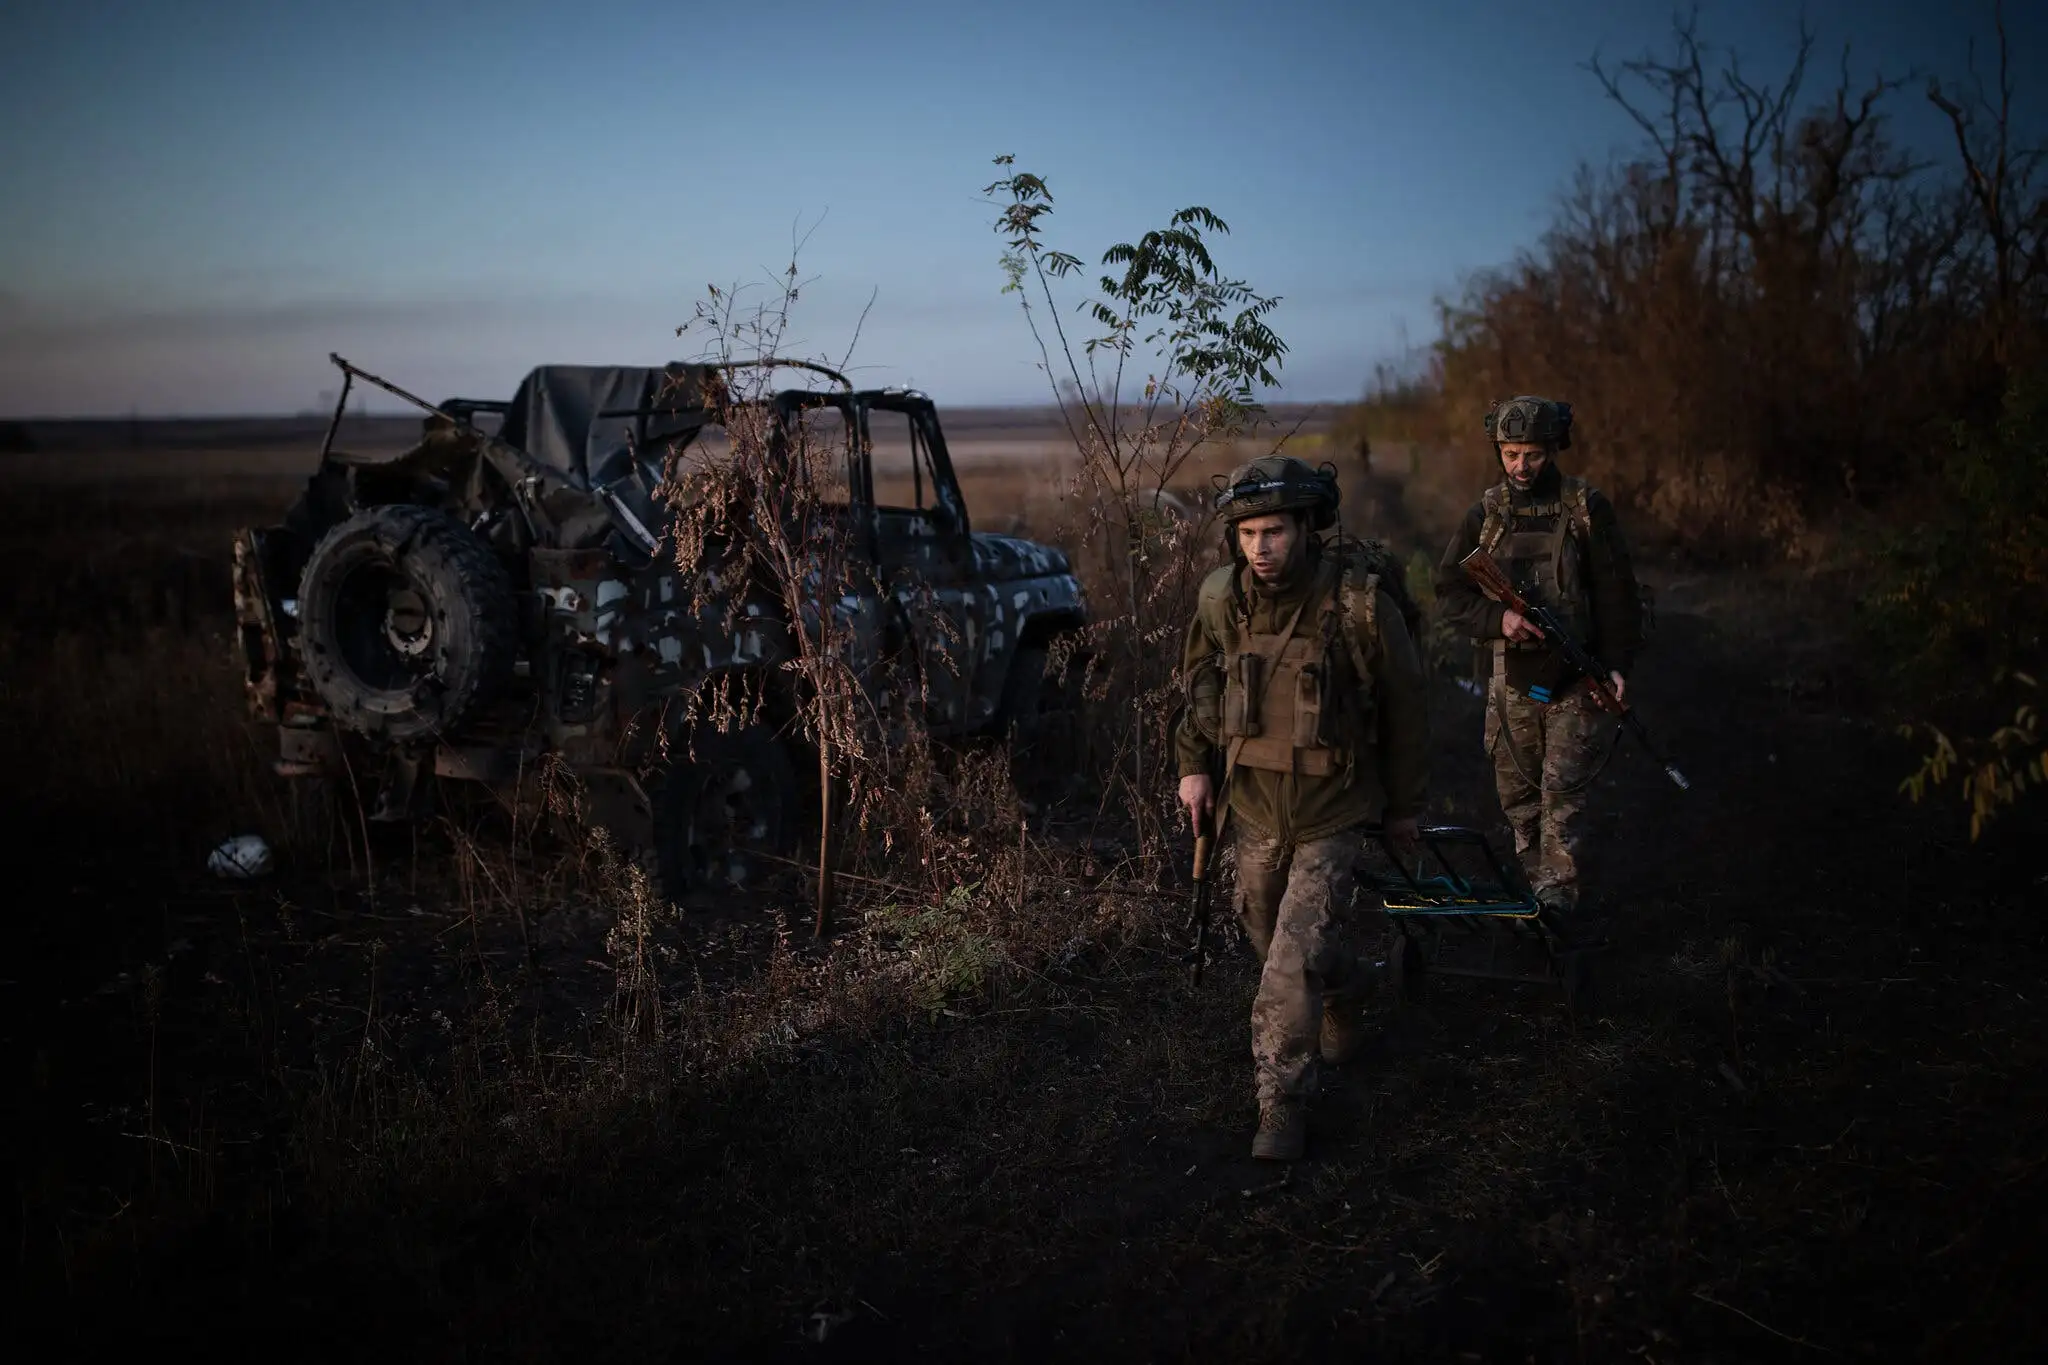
[1004,641,1086,805]
[296,504,517,742]
[651,721,801,900]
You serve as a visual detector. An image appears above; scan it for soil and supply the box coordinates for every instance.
[6,465,2045,1364]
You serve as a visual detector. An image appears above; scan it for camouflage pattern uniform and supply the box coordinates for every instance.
[1480,665,1604,895]
[1176,456,1431,1159]
[1433,397,1643,910]
[1234,828,1366,1108]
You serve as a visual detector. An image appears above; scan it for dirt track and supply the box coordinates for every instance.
[6,434,2045,1362]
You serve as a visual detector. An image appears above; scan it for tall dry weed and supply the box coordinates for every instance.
[982,157,1300,875]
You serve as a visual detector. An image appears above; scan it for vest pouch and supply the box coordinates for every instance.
[1223,652,1265,738]
[1291,662,1324,749]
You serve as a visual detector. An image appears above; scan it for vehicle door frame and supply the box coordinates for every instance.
[853,393,987,736]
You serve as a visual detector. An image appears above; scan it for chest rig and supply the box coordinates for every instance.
[1212,555,1380,779]
[1475,475,1594,672]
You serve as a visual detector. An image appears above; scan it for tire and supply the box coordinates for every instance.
[296,504,518,742]
[651,721,801,900]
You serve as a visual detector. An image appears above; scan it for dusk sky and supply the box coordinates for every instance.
[2,0,2036,417]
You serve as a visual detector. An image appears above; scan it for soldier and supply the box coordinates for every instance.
[1432,396,1644,922]
[1175,455,1431,1162]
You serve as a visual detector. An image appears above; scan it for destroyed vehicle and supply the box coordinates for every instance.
[232,353,1089,897]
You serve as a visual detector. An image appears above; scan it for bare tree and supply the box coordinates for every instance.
[1928,0,2048,370]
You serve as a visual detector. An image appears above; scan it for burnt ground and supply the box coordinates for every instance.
[6,467,2047,1364]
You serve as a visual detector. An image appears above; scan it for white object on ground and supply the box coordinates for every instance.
[208,835,274,879]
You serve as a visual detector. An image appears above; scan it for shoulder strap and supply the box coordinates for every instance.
[1223,560,1330,667]
[1478,484,1510,555]
[1550,476,1592,564]
[1195,564,1241,652]
[1337,559,1379,686]
[1539,477,1594,607]
[1559,475,1594,539]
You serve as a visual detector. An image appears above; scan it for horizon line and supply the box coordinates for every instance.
[1,399,1360,425]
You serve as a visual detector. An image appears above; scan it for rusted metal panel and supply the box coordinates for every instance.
[275,723,342,776]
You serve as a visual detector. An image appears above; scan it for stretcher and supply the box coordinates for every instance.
[1354,823,1604,1013]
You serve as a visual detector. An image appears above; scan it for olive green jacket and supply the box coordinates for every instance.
[1173,552,1431,842]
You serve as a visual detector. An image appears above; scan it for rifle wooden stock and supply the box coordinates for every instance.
[1459,546,1524,613]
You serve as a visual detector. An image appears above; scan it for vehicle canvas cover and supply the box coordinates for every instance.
[498,363,721,494]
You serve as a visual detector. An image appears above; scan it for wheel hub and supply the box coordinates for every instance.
[383,587,435,658]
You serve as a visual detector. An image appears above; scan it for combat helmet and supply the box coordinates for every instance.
[1212,455,1341,531]
[1483,395,1574,451]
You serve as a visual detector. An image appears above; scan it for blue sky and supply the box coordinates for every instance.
[1,0,2037,416]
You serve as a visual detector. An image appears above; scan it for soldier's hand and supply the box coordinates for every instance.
[1386,816,1421,860]
[1582,669,1627,714]
[1179,774,1214,832]
[1502,609,1545,643]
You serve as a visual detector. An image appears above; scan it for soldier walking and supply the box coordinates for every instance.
[1432,396,1645,922]
[1175,456,1431,1162]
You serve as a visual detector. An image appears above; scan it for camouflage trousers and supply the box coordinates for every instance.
[1484,674,1605,897]
[1234,825,1363,1105]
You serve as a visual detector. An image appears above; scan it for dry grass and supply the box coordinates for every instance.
[9,425,2048,1362]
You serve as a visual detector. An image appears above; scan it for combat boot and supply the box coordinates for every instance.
[1319,990,1369,1065]
[1251,1098,1307,1161]
[1536,884,1593,947]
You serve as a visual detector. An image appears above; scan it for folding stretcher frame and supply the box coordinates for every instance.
[1355,823,1603,1012]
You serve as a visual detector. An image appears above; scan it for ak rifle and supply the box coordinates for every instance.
[1185,818,1218,988]
[1459,546,1692,792]
[1184,758,1235,988]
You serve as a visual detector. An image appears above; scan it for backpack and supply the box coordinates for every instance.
[1329,534,1425,660]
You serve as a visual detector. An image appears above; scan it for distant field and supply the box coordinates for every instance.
[1,408,1362,539]
[3,401,1337,454]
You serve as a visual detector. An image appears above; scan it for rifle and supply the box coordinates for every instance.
[1184,755,1235,988]
[1459,546,1691,792]
[1186,816,1218,988]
